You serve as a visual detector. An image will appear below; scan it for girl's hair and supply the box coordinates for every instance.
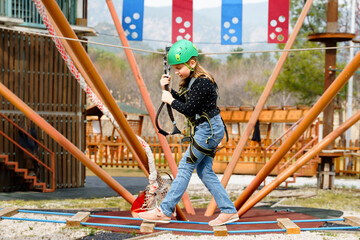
[179,57,215,88]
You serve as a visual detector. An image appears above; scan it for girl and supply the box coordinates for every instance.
[138,39,238,226]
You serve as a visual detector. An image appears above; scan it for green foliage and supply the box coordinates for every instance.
[226,47,244,63]
[274,0,350,105]
[245,79,265,99]
[88,48,126,72]
[89,228,96,236]
[275,41,325,105]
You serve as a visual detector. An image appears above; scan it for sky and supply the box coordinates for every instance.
[144,0,267,9]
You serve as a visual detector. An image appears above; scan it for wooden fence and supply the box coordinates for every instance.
[85,134,322,176]
[334,140,360,176]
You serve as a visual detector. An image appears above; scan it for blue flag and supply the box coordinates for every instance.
[221,0,242,45]
[122,0,144,41]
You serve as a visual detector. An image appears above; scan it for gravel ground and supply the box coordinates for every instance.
[0,174,359,240]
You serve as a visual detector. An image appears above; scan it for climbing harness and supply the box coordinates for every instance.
[155,47,182,136]
[179,78,229,164]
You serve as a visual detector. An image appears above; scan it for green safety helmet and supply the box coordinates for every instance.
[167,39,198,65]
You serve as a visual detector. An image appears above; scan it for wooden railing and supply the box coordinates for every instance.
[0,113,55,191]
[334,140,360,176]
[86,134,320,176]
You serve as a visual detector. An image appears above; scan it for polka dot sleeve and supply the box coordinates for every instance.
[171,78,219,118]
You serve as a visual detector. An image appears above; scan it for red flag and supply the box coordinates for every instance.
[172,0,193,43]
[268,0,289,43]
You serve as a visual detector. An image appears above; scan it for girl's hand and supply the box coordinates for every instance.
[161,90,175,105]
[160,74,171,90]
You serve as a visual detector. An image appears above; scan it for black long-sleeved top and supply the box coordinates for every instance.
[170,77,220,119]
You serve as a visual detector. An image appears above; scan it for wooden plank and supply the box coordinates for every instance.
[61,115,66,187]
[13,32,19,102]
[3,30,9,110]
[49,39,54,111]
[231,110,246,122]
[58,48,64,112]
[23,33,29,106]
[44,115,49,185]
[9,31,14,111]
[287,110,303,122]
[44,38,49,111]
[344,216,360,226]
[62,56,67,112]
[213,225,228,236]
[140,221,156,233]
[34,35,39,111]
[259,110,274,122]
[277,218,300,234]
[323,163,330,189]
[0,207,19,219]
[53,45,58,112]
[39,36,44,111]
[72,115,76,187]
[19,32,24,103]
[272,110,288,122]
[67,115,71,187]
[220,111,232,121]
[29,33,35,109]
[66,211,90,227]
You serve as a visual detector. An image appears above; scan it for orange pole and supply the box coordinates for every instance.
[0,81,135,204]
[238,109,360,216]
[233,42,360,212]
[40,0,149,174]
[205,0,314,216]
[105,0,195,214]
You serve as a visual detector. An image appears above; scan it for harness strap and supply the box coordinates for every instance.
[183,113,228,164]
[155,47,182,136]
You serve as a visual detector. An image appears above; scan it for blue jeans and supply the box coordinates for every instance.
[160,114,237,217]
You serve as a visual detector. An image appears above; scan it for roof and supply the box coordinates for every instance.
[116,102,148,115]
[86,102,148,117]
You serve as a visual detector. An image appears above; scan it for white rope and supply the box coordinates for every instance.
[1,24,359,56]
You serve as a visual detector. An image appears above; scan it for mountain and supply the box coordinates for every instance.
[87,2,275,58]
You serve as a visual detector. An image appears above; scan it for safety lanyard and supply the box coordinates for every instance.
[155,47,181,136]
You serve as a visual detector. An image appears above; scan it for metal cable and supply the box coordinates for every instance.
[0,24,359,56]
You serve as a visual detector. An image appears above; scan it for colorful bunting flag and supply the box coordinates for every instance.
[221,0,243,45]
[172,0,193,43]
[122,0,144,41]
[268,0,289,43]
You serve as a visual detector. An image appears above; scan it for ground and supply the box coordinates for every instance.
[0,168,359,239]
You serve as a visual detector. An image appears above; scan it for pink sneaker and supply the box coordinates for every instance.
[208,213,239,226]
[138,207,171,223]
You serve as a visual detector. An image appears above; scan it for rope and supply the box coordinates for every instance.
[1,24,359,56]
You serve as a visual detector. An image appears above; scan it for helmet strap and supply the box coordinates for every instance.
[184,62,196,72]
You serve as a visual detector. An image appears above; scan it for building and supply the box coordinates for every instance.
[0,0,95,192]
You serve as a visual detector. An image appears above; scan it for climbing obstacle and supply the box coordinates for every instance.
[1,208,359,236]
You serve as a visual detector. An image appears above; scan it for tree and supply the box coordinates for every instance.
[226,47,244,63]
[274,0,349,105]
